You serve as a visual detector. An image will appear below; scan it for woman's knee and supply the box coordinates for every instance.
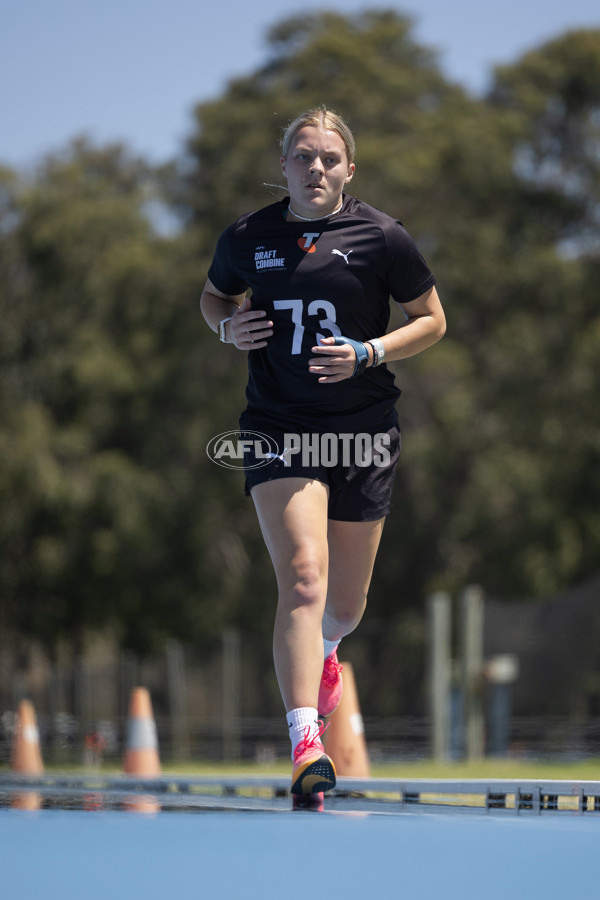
[323,597,366,636]
[278,553,327,611]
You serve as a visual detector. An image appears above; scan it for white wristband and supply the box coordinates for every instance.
[218,317,233,343]
[367,338,386,367]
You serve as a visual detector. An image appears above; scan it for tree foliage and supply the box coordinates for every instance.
[0,142,272,658]
[1,14,599,715]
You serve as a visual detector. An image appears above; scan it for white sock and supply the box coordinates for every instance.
[323,637,340,661]
[286,707,319,760]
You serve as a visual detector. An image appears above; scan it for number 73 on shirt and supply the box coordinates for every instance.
[273,298,341,355]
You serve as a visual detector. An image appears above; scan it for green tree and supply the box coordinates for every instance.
[435,30,600,596]
[0,141,273,663]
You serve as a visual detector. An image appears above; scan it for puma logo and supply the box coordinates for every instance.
[265,448,292,465]
[331,248,353,264]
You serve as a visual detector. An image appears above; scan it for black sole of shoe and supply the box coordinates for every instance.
[291,755,336,796]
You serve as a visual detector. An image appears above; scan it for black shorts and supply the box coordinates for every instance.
[240,417,401,522]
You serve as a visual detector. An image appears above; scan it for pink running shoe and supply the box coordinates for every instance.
[291,721,336,796]
[318,650,343,718]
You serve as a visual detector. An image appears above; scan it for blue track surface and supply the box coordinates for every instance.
[1,806,598,900]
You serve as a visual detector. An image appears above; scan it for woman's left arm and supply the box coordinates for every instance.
[379,286,446,362]
[309,286,446,382]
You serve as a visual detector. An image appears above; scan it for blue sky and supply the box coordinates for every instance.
[2,0,599,170]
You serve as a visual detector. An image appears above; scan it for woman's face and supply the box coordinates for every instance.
[281,125,355,219]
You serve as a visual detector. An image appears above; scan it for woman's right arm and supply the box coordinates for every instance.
[200,278,273,350]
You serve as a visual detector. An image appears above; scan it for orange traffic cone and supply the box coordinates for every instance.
[122,687,161,813]
[10,699,44,810]
[323,662,370,777]
[123,686,161,775]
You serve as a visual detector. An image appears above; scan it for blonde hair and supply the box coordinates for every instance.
[281,107,355,164]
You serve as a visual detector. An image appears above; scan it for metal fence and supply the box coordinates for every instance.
[3,710,600,769]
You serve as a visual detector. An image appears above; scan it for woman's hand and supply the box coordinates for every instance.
[308,336,370,383]
[227,297,273,350]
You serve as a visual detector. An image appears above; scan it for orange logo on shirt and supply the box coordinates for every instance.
[298,232,320,253]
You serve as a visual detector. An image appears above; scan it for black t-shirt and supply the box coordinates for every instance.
[208,194,436,432]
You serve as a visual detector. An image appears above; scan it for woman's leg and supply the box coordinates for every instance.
[322,517,385,643]
[250,477,330,712]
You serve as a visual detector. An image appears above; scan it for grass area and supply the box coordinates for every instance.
[3,758,599,781]
[367,758,600,781]
[159,758,600,781]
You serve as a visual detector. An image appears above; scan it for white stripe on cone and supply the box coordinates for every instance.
[126,717,158,750]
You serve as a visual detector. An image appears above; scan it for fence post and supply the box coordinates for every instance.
[486,654,519,757]
[119,650,138,720]
[459,584,485,760]
[427,591,452,761]
[167,639,190,761]
[222,628,241,762]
